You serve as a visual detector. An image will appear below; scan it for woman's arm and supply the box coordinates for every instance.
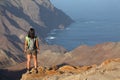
[36,38,40,53]
[36,38,39,49]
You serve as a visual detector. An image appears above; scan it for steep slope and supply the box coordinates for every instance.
[0,0,73,68]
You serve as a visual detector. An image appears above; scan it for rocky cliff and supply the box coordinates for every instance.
[21,58,120,80]
[0,0,73,68]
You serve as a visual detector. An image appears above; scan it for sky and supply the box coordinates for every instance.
[50,0,120,20]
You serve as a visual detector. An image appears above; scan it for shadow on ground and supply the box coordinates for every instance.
[0,68,26,80]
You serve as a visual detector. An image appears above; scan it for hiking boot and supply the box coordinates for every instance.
[26,69,31,74]
[35,68,38,73]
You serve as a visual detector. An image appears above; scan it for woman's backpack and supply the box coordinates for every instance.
[26,36,37,50]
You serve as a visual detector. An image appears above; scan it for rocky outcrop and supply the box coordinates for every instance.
[0,0,73,68]
[20,58,120,80]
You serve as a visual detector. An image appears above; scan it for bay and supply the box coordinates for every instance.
[46,19,120,50]
[49,0,120,50]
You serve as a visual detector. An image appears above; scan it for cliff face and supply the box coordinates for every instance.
[0,0,73,68]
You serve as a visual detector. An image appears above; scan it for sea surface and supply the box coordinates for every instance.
[45,19,120,50]
[49,0,120,50]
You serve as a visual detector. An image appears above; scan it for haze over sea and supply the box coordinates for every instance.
[47,0,120,50]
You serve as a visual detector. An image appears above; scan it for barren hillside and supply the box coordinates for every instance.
[0,0,73,68]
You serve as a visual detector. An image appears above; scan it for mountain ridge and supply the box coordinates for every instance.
[0,0,73,68]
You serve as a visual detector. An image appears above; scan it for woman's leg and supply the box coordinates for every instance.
[33,54,38,69]
[27,54,31,70]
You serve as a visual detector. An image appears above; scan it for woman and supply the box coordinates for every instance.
[24,28,40,74]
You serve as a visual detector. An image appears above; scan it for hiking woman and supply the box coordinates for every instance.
[24,28,40,73]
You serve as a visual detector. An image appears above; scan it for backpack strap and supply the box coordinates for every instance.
[26,36,30,48]
[25,36,38,48]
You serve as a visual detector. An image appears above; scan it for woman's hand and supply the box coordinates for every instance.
[37,48,40,53]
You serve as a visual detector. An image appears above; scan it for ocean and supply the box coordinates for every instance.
[45,19,120,50]
[48,0,120,50]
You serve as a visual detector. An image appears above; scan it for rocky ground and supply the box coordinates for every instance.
[20,58,120,80]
